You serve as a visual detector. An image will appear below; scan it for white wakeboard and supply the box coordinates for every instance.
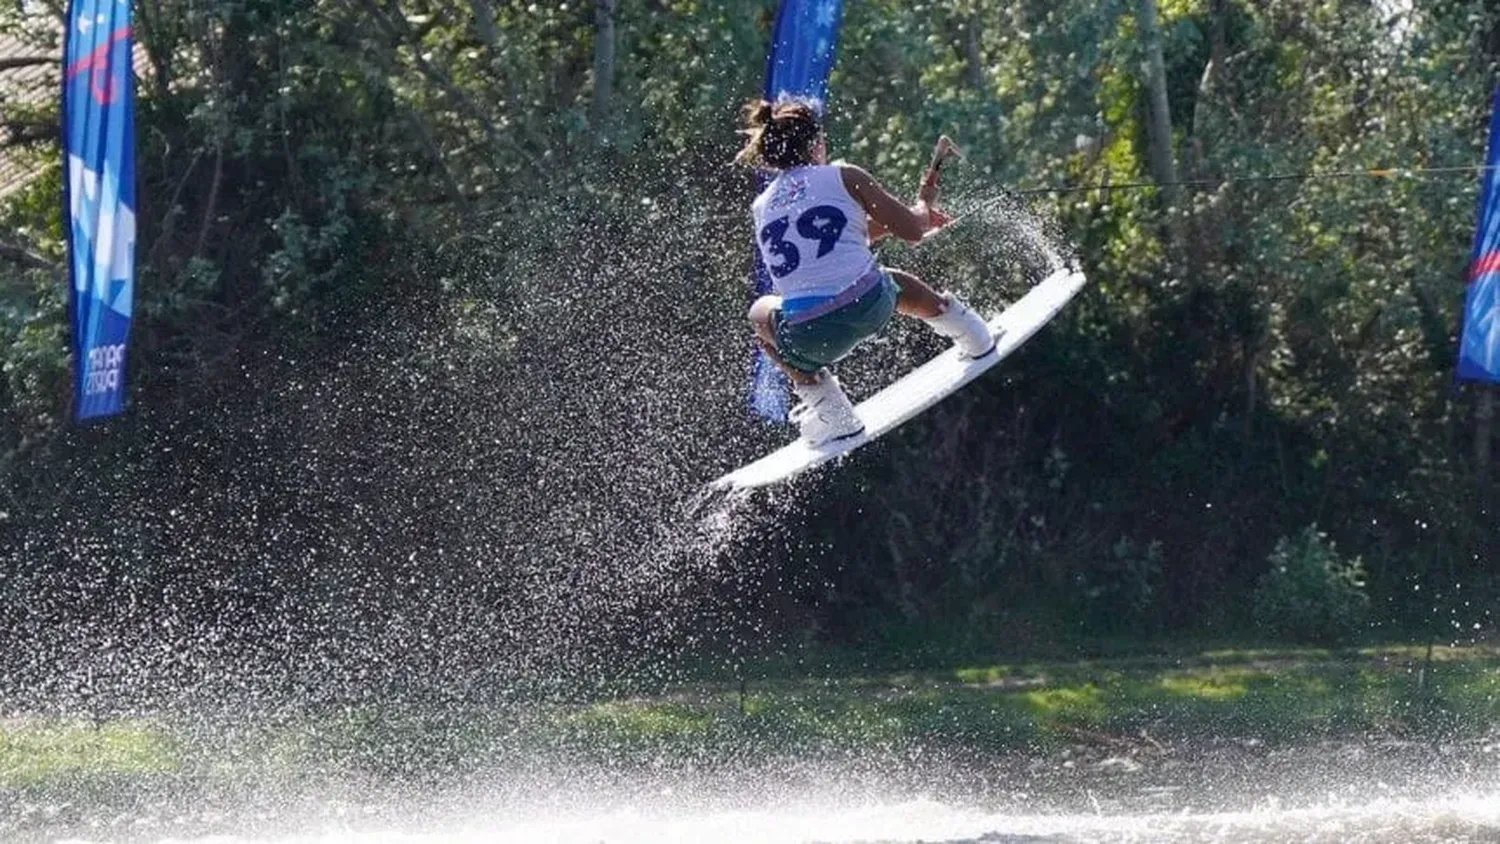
[713,265,1088,491]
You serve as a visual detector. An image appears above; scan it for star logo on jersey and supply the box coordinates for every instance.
[769,175,808,210]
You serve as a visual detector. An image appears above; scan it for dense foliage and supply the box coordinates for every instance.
[1252,525,1370,643]
[1,0,1497,687]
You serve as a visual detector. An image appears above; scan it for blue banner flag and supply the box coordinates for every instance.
[750,0,845,420]
[1459,88,1500,384]
[63,0,136,420]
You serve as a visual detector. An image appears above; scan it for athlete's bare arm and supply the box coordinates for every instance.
[843,137,960,244]
[839,165,933,244]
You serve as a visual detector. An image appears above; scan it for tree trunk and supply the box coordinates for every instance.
[1187,0,1228,176]
[134,0,175,101]
[962,13,983,91]
[591,0,617,128]
[0,238,56,273]
[1183,0,1229,276]
[0,57,51,71]
[1478,387,1494,485]
[1138,0,1177,207]
[472,0,498,52]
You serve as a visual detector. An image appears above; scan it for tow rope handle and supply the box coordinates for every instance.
[923,135,963,230]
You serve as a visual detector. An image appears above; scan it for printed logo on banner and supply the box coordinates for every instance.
[1459,88,1500,385]
[63,0,136,420]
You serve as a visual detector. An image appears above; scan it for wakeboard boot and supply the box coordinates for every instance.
[790,370,864,446]
[923,293,999,359]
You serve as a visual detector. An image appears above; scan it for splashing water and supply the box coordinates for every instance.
[8,194,1494,844]
[439,794,1500,844]
[13,739,1499,842]
[0,185,1069,712]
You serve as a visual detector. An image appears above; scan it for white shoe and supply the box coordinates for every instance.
[790,371,864,446]
[924,293,999,359]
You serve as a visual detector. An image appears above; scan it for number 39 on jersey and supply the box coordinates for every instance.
[758,204,849,278]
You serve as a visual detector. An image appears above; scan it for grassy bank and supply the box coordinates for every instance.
[4,644,1497,793]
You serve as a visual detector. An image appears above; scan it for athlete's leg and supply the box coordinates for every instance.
[885,268,997,359]
[747,295,861,443]
[748,295,819,386]
[748,295,781,350]
[886,269,945,319]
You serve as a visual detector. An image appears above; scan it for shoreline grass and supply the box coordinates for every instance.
[3,643,1496,793]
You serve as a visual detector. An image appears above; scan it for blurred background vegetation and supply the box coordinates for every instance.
[0,0,1497,692]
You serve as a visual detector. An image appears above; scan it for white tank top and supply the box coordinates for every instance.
[751,165,875,300]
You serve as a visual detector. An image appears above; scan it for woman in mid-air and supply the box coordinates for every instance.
[736,98,997,445]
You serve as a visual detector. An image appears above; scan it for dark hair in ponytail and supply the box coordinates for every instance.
[734,98,823,170]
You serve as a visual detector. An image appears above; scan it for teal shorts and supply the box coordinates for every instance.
[773,271,900,374]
